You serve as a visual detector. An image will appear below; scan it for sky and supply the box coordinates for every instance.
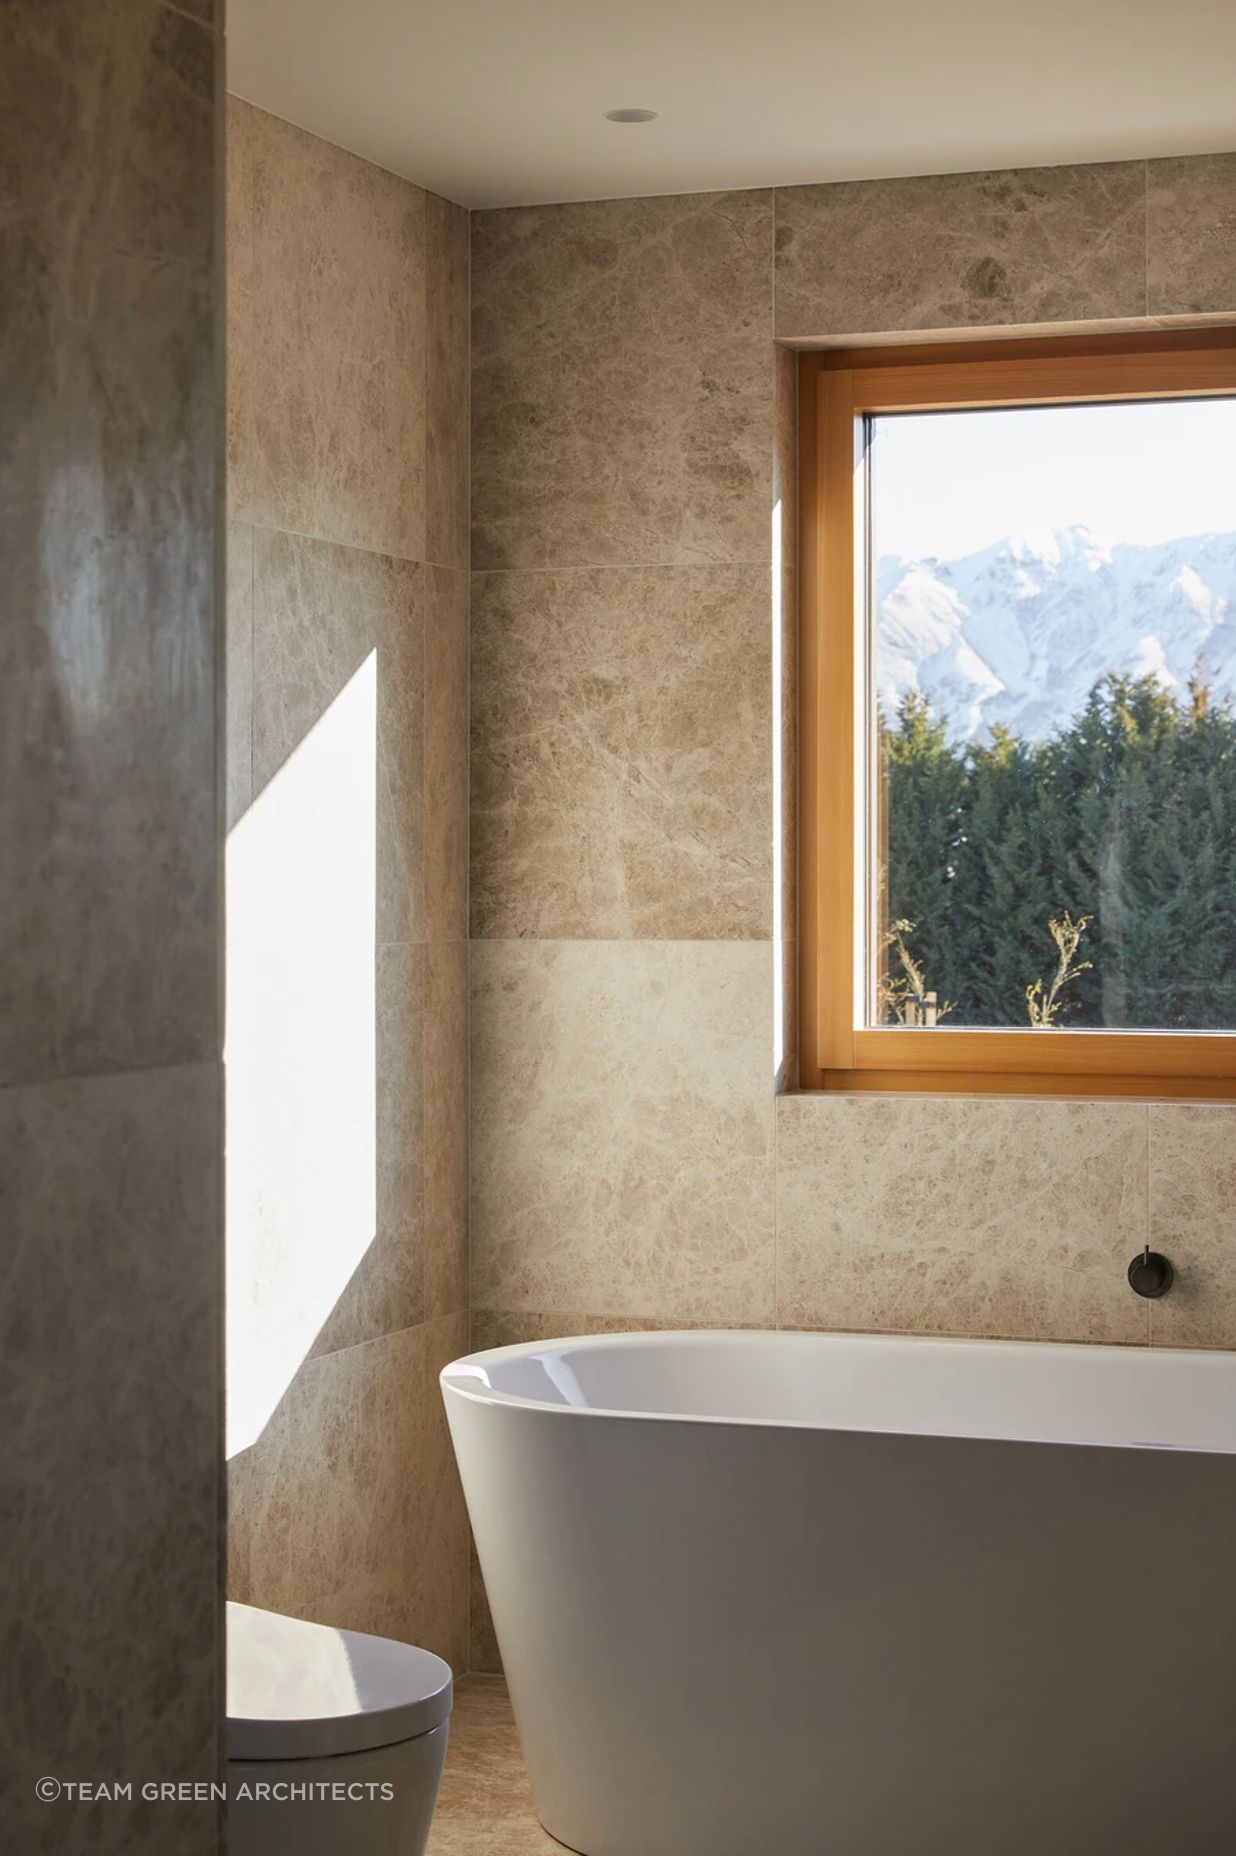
[872,396,1236,564]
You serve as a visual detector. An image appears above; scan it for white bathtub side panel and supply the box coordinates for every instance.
[445,1392,1236,1856]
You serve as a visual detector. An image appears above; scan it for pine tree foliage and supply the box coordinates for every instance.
[880,674,1236,1029]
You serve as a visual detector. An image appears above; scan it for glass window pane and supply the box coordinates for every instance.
[868,396,1236,1032]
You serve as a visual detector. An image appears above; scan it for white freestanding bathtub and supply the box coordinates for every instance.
[442,1329,1236,1856]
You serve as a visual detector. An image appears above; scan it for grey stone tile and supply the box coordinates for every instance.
[1,248,218,1085]
[3,1,215,272]
[0,1064,222,1852]
[226,520,254,828]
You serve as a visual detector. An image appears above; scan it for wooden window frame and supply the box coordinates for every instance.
[798,329,1236,1098]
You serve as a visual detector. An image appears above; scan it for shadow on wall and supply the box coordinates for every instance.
[225,652,377,1460]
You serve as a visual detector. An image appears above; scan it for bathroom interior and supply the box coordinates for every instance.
[8,0,1236,1851]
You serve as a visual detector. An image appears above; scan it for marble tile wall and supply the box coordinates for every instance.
[470,565,772,939]
[776,1096,1152,1345]
[228,1314,469,1656]
[468,151,1236,1668]
[471,941,776,1325]
[2,2,224,1845]
[774,156,1236,342]
[470,190,774,571]
[1147,153,1236,320]
[774,162,1148,341]
[225,99,469,1671]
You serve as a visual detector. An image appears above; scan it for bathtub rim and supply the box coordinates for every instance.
[439,1326,1236,1455]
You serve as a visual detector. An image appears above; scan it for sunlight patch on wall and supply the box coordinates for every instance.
[225,653,377,1459]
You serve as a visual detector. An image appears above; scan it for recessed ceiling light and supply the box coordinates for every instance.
[604,108,658,124]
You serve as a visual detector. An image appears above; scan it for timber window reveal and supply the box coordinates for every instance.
[798,333,1236,1097]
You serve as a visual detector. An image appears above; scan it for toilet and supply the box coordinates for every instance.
[227,1602,452,1856]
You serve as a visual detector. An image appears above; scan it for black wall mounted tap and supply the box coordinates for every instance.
[1127,1246,1174,1299]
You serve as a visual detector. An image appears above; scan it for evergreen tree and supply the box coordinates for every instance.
[879,673,1236,1030]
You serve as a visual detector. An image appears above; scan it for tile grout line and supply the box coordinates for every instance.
[237,513,468,577]
[162,1,213,26]
[227,91,463,223]
[469,557,773,578]
[300,1308,469,1372]
[464,201,477,1673]
[468,936,775,947]
[0,1055,223,1098]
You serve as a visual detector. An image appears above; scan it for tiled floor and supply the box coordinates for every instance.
[428,1676,567,1853]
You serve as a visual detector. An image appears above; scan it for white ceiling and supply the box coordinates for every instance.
[228,0,1236,210]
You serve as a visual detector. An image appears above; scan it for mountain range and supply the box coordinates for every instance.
[876,525,1236,744]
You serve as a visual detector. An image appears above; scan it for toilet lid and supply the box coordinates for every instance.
[227,1602,452,1761]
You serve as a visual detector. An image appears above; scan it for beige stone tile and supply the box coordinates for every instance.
[424,565,469,945]
[228,99,427,560]
[470,941,776,1322]
[226,519,254,828]
[251,528,426,945]
[310,942,426,1357]
[418,1311,471,1675]
[1148,153,1236,317]
[306,934,469,1353]
[0,1064,222,1852]
[1147,1104,1236,1349]
[468,1308,759,1349]
[774,939,798,1096]
[425,940,469,1321]
[426,191,470,571]
[471,190,774,570]
[470,565,771,939]
[427,1677,560,1853]
[774,162,1147,339]
[469,1309,586,1350]
[2,247,217,1086]
[229,1312,469,1671]
[469,1545,502,1676]
[776,1095,1150,1343]
[226,91,255,290]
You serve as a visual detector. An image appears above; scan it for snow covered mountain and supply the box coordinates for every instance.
[876,526,1236,744]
